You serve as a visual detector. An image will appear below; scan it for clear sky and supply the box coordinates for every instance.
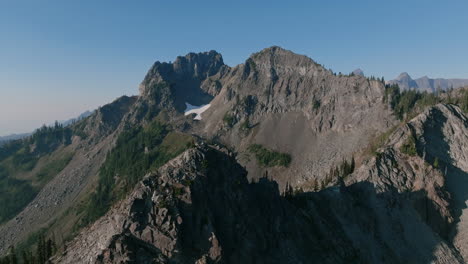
[1,0,467,136]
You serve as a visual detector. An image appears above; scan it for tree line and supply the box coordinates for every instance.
[0,235,56,264]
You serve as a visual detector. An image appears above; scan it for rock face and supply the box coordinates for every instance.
[193,47,395,187]
[55,108,468,264]
[135,46,396,188]
[411,105,468,260]
[388,72,468,92]
[138,50,227,112]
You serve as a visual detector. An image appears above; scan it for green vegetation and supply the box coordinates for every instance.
[400,135,417,156]
[384,84,468,120]
[79,121,194,227]
[433,157,439,168]
[461,90,468,113]
[36,152,74,183]
[0,122,72,169]
[246,58,257,72]
[0,122,75,225]
[72,120,88,139]
[240,118,250,131]
[11,147,38,171]
[446,89,468,113]
[285,157,355,207]
[366,125,399,157]
[30,122,72,153]
[248,144,291,167]
[308,157,356,191]
[367,76,386,84]
[384,84,440,120]
[240,95,257,114]
[223,112,236,127]
[312,99,321,110]
[0,175,37,224]
[0,234,57,264]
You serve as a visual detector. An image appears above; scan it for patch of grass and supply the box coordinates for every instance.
[158,132,195,156]
[15,227,48,254]
[364,125,399,157]
[36,152,74,183]
[400,135,417,156]
[11,149,38,171]
[248,144,291,167]
[223,112,236,127]
[173,187,184,196]
[0,174,37,224]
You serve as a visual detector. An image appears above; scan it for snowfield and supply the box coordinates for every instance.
[184,102,211,120]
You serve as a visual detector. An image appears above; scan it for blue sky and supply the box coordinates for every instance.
[1,0,467,136]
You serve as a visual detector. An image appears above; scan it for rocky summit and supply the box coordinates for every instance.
[2,47,468,264]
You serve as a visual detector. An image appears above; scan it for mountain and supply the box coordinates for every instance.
[60,110,94,127]
[352,68,365,76]
[388,72,468,92]
[2,47,468,263]
[56,103,468,264]
[137,46,395,187]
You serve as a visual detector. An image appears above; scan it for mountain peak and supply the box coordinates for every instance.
[397,72,412,80]
[248,46,320,71]
[250,46,296,59]
[140,50,225,97]
[173,50,224,77]
[352,68,365,76]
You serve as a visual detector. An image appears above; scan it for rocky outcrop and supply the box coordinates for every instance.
[138,51,228,113]
[55,132,465,263]
[191,46,396,187]
[104,47,398,190]
[53,102,468,263]
[410,104,468,260]
[347,103,468,262]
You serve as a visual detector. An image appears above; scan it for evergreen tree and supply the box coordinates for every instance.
[21,250,33,264]
[36,234,46,264]
[9,247,17,264]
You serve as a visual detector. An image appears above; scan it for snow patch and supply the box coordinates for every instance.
[184,102,211,120]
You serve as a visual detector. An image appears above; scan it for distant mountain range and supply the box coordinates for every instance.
[0,110,94,145]
[60,110,94,126]
[0,133,32,146]
[387,72,468,92]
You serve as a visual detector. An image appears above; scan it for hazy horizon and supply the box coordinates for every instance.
[1,0,467,136]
